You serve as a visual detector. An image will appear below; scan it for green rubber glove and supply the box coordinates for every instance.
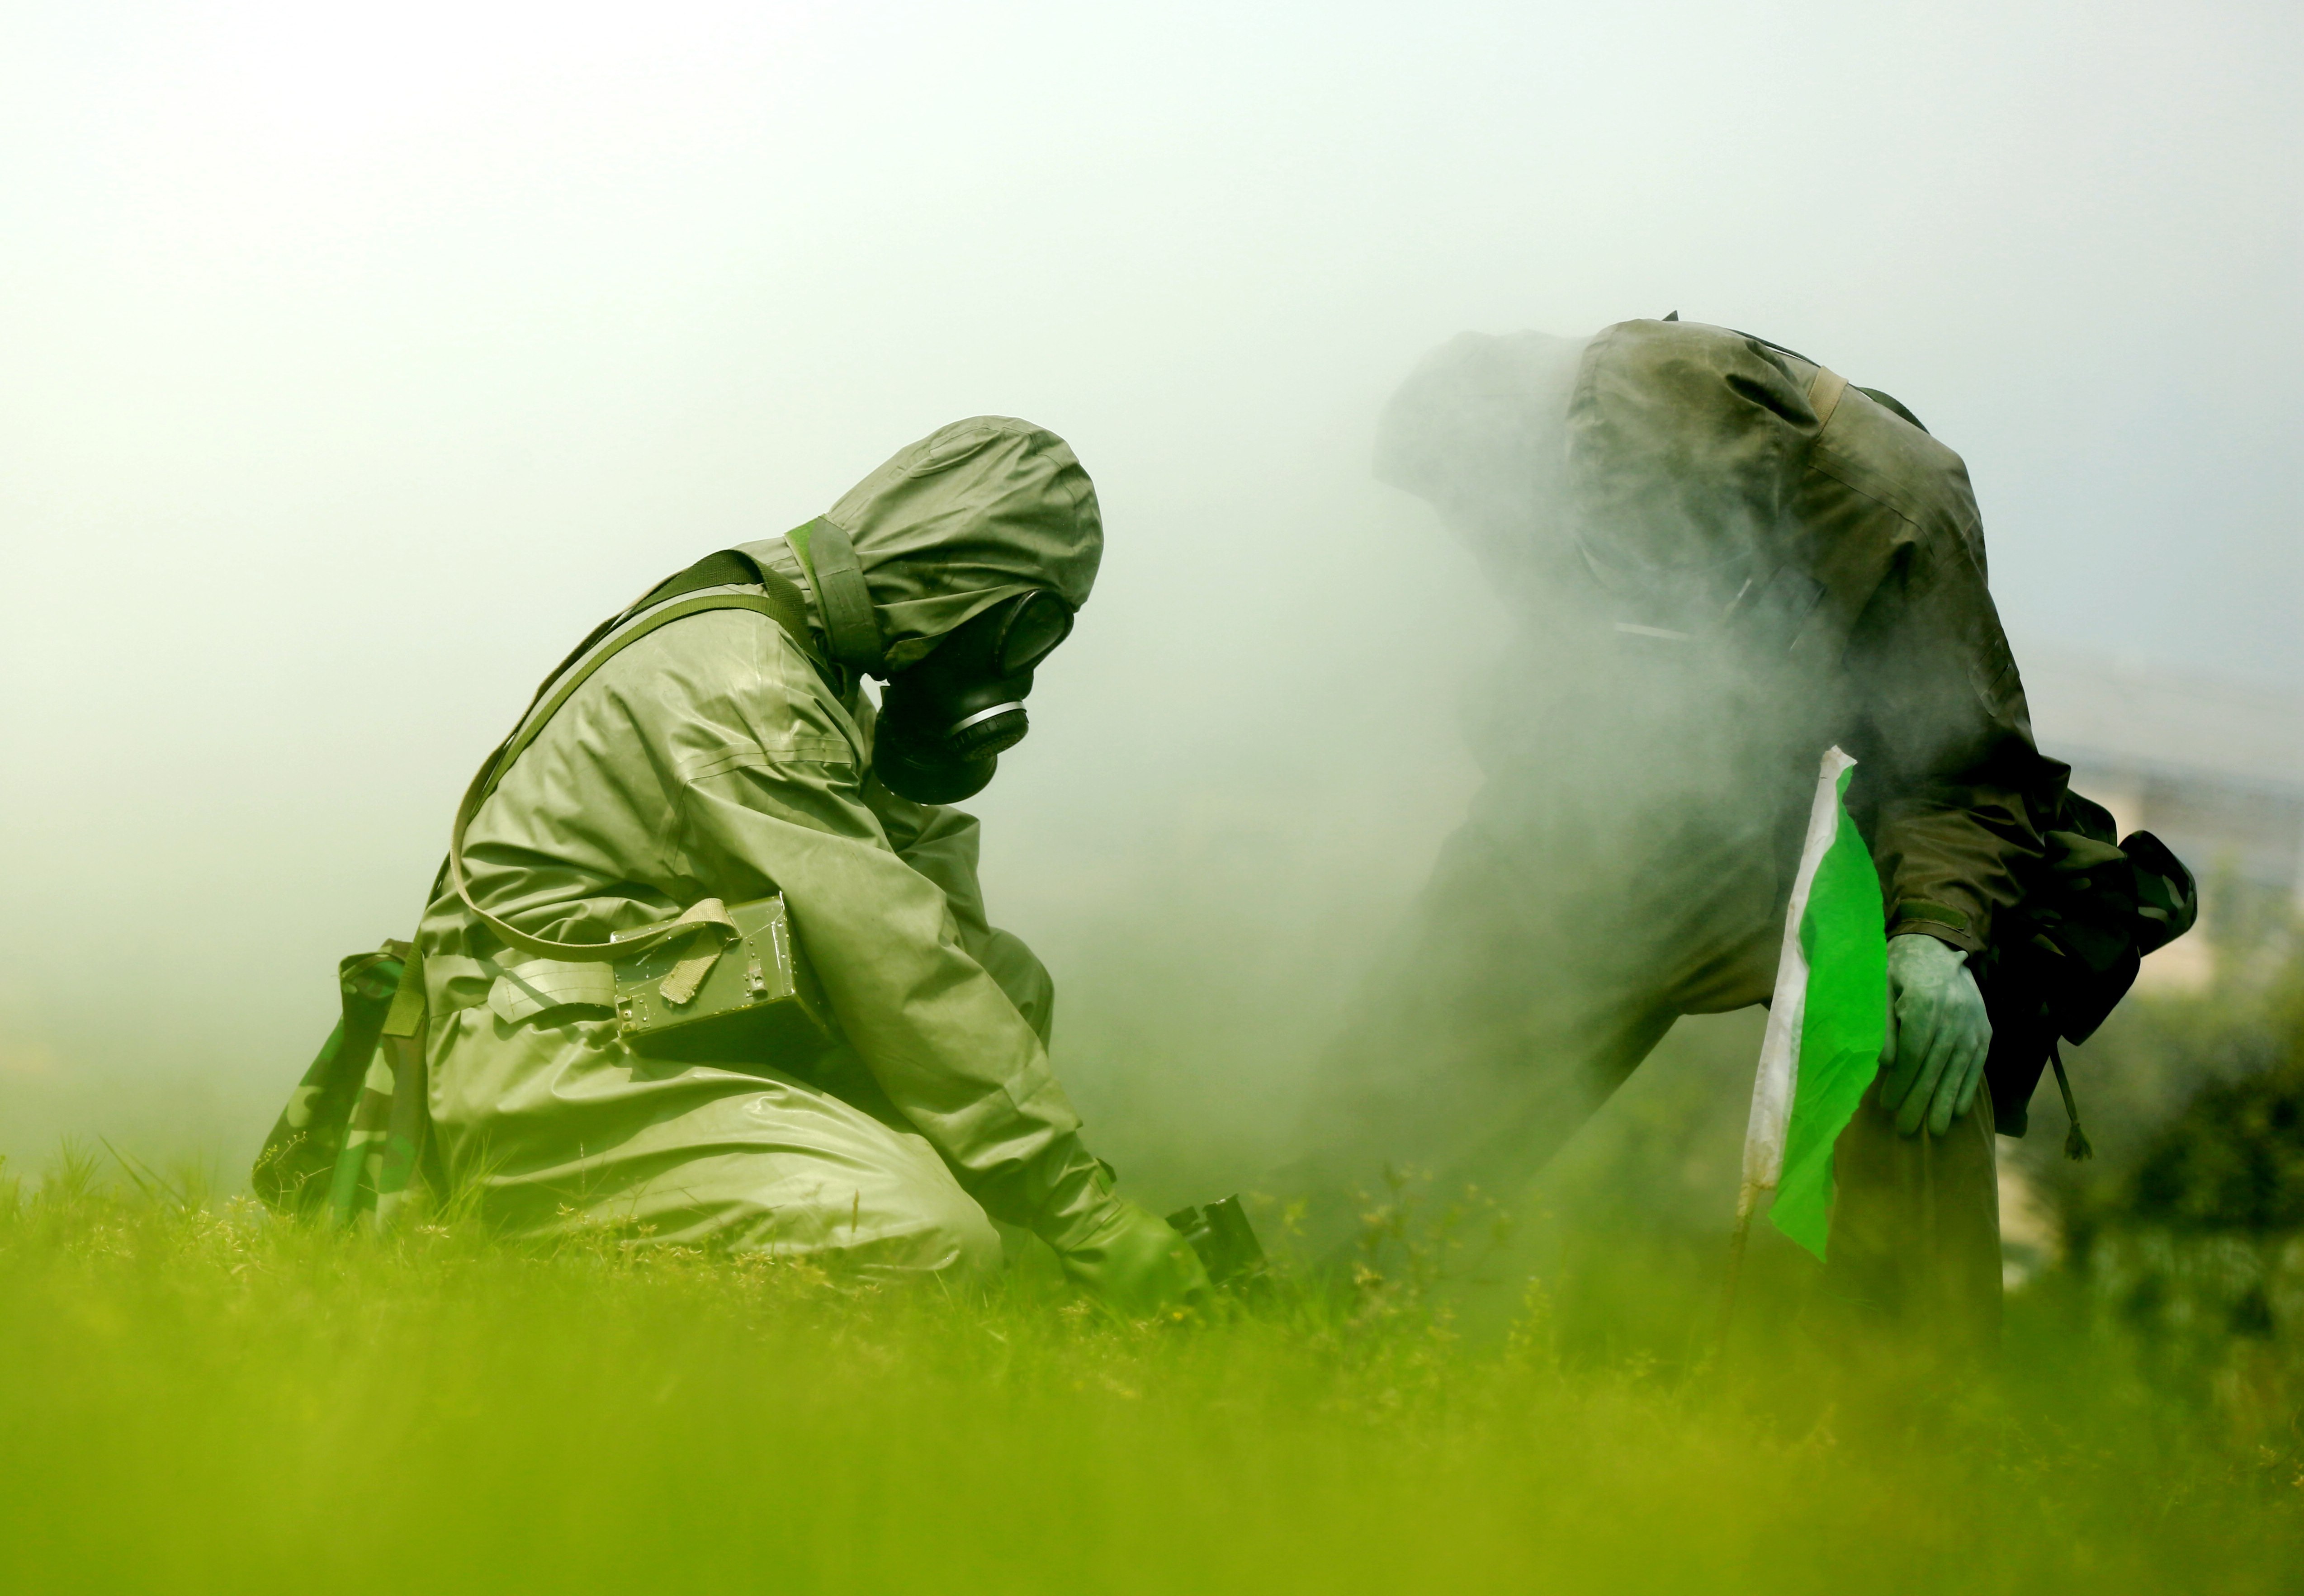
[1052,1198,1212,1320]
[1880,933,1992,1138]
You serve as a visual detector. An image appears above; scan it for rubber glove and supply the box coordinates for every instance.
[1879,933,1992,1138]
[1053,1198,1212,1320]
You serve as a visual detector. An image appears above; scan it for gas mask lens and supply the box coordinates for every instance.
[872,591,1075,805]
[993,590,1074,674]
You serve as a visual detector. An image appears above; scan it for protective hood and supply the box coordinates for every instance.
[1376,329,1589,518]
[1373,329,1590,594]
[1377,321,1824,610]
[822,416,1102,671]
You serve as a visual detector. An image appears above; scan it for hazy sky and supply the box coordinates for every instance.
[2,0,2296,1167]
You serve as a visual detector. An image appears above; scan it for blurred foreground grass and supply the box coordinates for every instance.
[2,1159,2298,1596]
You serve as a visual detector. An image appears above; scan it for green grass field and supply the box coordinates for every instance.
[3,1156,2297,1596]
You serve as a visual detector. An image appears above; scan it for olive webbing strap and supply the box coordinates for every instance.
[1728,327,1847,430]
[447,564,815,965]
[789,516,885,674]
[1806,364,1849,430]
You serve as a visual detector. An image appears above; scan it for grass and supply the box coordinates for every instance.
[1,1156,2299,1595]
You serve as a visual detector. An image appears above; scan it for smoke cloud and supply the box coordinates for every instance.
[0,2,2294,1214]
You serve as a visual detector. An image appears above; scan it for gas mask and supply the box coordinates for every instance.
[788,515,1077,805]
[872,589,1074,803]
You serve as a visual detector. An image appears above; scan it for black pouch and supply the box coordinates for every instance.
[1977,791,2198,1143]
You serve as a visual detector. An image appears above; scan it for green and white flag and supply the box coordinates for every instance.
[1737,746,1888,1260]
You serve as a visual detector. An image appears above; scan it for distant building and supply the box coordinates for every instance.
[2020,646,2304,988]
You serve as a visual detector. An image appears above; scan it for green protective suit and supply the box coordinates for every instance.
[415,418,1126,1284]
[1300,320,2056,1344]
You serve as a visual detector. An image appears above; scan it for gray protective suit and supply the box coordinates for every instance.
[415,419,1121,1284]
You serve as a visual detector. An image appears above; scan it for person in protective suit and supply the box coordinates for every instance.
[415,416,1209,1313]
[1296,318,2066,1348]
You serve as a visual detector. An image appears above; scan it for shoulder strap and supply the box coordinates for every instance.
[788,517,886,674]
[446,552,815,964]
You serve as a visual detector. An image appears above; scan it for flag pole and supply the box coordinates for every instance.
[1716,1208,1755,1348]
[1718,746,1857,1349]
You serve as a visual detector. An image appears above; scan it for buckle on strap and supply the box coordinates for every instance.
[610,897,740,1006]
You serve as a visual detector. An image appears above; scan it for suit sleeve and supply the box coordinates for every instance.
[663,623,1107,1243]
[1842,523,2053,955]
[861,766,1057,1046]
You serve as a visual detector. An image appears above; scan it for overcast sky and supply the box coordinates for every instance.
[2,0,2295,1167]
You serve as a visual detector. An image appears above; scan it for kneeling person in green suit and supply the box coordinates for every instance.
[417,416,1207,1313]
